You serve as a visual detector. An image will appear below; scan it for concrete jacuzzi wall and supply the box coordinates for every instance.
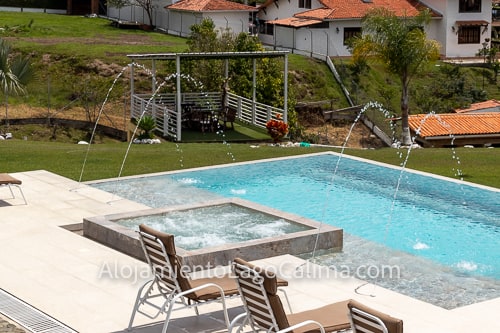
[83,198,343,267]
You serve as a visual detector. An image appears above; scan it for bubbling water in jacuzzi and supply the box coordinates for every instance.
[116,204,310,250]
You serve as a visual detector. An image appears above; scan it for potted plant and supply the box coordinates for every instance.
[266,114,288,144]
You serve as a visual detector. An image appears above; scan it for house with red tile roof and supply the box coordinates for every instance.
[107,0,258,37]
[165,0,258,37]
[257,0,491,58]
[408,112,500,147]
[106,0,492,59]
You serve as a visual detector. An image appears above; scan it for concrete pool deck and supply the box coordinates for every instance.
[0,170,498,333]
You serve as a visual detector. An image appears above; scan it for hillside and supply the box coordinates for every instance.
[1,12,498,148]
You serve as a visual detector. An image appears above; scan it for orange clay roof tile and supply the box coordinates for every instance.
[408,113,500,137]
[267,17,323,27]
[455,100,500,113]
[294,8,335,20]
[167,0,257,12]
[262,0,440,20]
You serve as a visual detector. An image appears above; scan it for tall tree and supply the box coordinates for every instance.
[0,38,33,129]
[185,18,235,92]
[350,8,440,145]
[186,19,286,108]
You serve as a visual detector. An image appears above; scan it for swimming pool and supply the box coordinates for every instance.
[91,152,500,308]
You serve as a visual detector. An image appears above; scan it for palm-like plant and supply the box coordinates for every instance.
[0,38,33,129]
[137,115,156,139]
[349,8,440,146]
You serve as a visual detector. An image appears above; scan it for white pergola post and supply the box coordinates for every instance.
[176,54,182,141]
[284,54,288,123]
[252,58,256,123]
[152,59,156,93]
[129,62,135,118]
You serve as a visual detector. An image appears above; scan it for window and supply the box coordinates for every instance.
[343,27,362,45]
[458,26,480,44]
[310,22,329,29]
[299,0,311,9]
[258,20,274,36]
[459,0,481,13]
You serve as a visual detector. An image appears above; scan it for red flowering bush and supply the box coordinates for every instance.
[266,114,288,143]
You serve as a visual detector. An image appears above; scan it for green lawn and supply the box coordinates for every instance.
[1,140,498,189]
[179,122,270,142]
[1,12,187,63]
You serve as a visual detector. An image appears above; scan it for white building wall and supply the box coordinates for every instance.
[167,11,201,37]
[207,12,253,35]
[423,0,491,58]
[166,12,251,37]
[107,0,170,27]
[271,20,363,57]
[334,21,363,56]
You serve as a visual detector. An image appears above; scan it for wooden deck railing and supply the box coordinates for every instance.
[131,92,286,140]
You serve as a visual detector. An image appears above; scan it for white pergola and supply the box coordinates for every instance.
[126,51,289,140]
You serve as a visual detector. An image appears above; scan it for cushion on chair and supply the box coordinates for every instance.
[348,299,403,333]
[0,174,22,185]
[268,293,291,330]
[139,224,176,254]
[233,258,279,294]
[138,224,193,293]
[188,274,240,300]
[287,300,351,333]
[234,258,290,329]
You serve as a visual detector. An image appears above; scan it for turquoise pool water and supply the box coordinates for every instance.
[91,152,500,308]
[184,155,499,278]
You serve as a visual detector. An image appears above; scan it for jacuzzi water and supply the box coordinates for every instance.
[116,204,311,250]
[91,152,500,309]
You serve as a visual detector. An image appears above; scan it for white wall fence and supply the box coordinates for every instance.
[0,6,65,14]
[130,92,284,140]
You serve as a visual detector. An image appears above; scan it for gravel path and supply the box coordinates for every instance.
[0,316,26,333]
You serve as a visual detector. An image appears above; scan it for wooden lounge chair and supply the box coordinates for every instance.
[128,225,289,332]
[229,257,351,333]
[128,223,241,332]
[0,173,27,205]
[348,300,403,333]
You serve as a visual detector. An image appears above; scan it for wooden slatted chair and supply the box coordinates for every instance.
[347,300,403,333]
[0,173,27,205]
[128,224,240,333]
[229,257,351,333]
[220,106,236,130]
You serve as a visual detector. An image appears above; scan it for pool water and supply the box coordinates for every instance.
[91,152,500,308]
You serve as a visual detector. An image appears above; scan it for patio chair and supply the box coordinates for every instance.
[0,173,27,205]
[128,224,240,332]
[347,300,403,333]
[128,225,289,332]
[229,257,351,333]
[219,106,236,130]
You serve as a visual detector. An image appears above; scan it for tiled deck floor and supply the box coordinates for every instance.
[0,170,498,333]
